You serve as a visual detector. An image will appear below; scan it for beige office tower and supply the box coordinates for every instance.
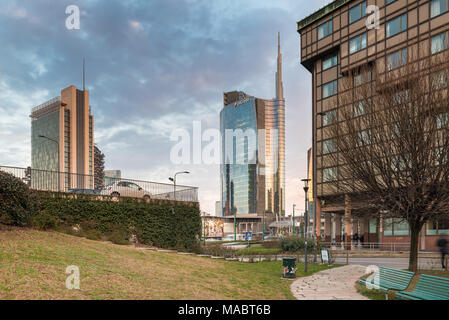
[30,85,94,191]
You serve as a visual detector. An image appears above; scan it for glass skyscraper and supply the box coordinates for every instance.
[220,34,285,218]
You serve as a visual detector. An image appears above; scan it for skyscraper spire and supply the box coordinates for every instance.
[83,58,86,91]
[276,32,284,100]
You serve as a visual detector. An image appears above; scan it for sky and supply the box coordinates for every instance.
[0,0,330,215]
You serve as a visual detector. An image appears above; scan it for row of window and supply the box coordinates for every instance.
[318,0,447,44]
[321,111,448,151]
[321,141,448,181]
[321,30,448,99]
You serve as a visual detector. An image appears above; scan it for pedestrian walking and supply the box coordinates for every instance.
[437,238,448,269]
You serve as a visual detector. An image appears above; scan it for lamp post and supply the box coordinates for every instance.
[38,134,60,191]
[292,204,296,235]
[203,214,206,246]
[301,178,310,273]
[169,171,190,200]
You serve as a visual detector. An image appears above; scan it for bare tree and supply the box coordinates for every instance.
[327,49,449,271]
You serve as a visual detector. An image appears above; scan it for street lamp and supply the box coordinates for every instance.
[301,178,310,273]
[292,204,296,235]
[168,171,190,200]
[38,134,60,191]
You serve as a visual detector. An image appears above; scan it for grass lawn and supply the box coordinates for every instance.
[354,283,386,300]
[418,270,449,278]
[0,228,335,300]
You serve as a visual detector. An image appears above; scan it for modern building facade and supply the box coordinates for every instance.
[297,0,449,251]
[220,34,285,228]
[30,85,94,191]
[104,170,122,186]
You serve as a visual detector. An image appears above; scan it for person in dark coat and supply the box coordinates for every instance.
[437,238,448,269]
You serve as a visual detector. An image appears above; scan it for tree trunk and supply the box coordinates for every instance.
[408,226,421,272]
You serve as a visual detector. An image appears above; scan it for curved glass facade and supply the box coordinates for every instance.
[220,96,258,216]
[220,93,285,217]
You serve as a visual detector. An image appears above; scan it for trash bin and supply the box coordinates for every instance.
[282,257,296,278]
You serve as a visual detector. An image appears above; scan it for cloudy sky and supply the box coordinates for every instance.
[0,0,329,215]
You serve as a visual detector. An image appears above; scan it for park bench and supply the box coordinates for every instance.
[358,266,415,294]
[395,274,449,300]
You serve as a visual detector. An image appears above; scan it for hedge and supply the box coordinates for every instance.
[0,171,38,226]
[35,192,202,251]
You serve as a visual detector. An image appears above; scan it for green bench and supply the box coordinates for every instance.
[396,274,449,300]
[358,266,415,294]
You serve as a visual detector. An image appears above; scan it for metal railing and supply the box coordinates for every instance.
[323,241,412,252]
[0,165,198,203]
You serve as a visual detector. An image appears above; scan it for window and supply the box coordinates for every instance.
[386,14,407,38]
[322,53,338,70]
[322,80,338,98]
[394,219,410,236]
[354,70,372,86]
[323,109,337,126]
[323,139,337,154]
[384,218,393,236]
[432,31,449,54]
[318,20,333,40]
[323,167,338,182]
[128,183,141,190]
[427,218,449,235]
[439,219,449,235]
[391,154,410,172]
[437,112,449,129]
[387,48,407,70]
[349,1,367,24]
[432,70,448,89]
[369,219,377,233]
[349,33,367,54]
[354,101,367,117]
[357,130,371,146]
[431,0,448,18]
[386,0,397,4]
[435,147,448,166]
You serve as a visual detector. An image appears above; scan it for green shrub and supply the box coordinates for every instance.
[280,236,306,252]
[30,210,58,230]
[107,229,130,245]
[201,244,235,258]
[262,240,282,249]
[236,246,282,256]
[34,192,201,251]
[0,171,38,226]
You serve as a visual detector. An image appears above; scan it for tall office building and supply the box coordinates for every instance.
[297,0,449,250]
[30,85,94,190]
[220,34,285,219]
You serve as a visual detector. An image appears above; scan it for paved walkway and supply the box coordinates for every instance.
[291,265,369,300]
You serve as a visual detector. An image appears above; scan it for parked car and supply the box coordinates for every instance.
[101,181,151,200]
[68,189,99,195]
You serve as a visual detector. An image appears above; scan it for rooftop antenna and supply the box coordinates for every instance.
[83,58,85,91]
